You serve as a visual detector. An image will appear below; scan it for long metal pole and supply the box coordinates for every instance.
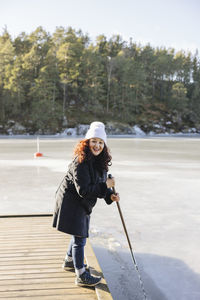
[108,174,147,300]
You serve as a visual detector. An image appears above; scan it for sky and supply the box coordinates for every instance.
[1,0,200,53]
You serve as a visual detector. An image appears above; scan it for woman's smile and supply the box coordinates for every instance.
[89,138,104,156]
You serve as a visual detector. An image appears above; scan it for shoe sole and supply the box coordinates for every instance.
[62,264,88,271]
[75,277,102,287]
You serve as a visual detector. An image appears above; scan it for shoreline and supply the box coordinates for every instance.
[1,132,200,140]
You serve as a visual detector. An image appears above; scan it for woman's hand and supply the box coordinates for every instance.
[111,193,120,202]
[106,177,115,188]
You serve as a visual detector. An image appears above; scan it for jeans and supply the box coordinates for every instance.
[67,236,86,270]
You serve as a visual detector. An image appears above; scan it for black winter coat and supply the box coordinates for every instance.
[52,157,113,237]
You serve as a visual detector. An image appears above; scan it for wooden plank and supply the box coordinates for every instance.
[0,255,64,261]
[0,233,66,239]
[0,276,74,285]
[0,282,80,292]
[0,292,96,299]
[1,244,67,248]
[0,273,74,281]
[0,289,96,298]
[0,264,69,271]
[0,241,67,247]
[0,267,67,275]
[15,295,96,300]
[0,259,64,266]
[0,250,64,256]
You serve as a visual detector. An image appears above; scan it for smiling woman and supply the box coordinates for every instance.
[52,121,120,287]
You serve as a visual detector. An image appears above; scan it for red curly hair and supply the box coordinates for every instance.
[74,139,112,172]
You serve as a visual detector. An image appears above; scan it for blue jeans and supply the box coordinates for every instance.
[67,236,86,270]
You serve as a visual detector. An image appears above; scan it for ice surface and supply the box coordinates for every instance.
[0,137,200,300]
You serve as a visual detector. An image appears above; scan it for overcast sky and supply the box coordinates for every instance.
[1,0,200,53]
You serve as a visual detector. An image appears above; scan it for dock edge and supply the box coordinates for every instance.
[85,239,113,300]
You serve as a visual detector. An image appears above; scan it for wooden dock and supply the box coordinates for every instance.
[0,215,113,300]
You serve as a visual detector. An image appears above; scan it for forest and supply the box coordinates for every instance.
[0,26,200,135]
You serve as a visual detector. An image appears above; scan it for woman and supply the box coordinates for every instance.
[52,121,120,287]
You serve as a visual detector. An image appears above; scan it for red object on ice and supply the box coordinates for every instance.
[34,152,43,158]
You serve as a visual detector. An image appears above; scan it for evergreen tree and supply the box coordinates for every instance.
[0,28,15,123]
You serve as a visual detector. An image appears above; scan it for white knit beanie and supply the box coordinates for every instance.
[85,122,107,144]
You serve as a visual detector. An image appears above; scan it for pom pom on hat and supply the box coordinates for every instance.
[85,121,107,144]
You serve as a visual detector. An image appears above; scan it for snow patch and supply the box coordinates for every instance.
[60,124,89,137]
[61,128,77,136]
[132,125,146,136]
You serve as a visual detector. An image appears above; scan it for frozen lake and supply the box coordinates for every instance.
[0,136,200,300]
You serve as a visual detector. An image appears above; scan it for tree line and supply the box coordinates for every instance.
[0,26,200,134]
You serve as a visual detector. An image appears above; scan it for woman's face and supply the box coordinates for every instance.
[89,138,104,156]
